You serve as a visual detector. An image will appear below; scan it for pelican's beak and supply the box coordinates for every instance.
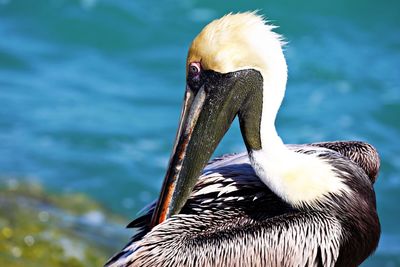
[150,69,263,228]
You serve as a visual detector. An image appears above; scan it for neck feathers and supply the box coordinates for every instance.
[250,148,351,208]
[250,46,350,209]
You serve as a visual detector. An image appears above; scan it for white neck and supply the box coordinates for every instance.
[248,54,349,208]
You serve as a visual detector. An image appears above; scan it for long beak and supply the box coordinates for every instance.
[149,69,263,228]
[150,83,237,228]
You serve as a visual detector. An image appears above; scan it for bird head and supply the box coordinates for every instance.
[151,12,288,227]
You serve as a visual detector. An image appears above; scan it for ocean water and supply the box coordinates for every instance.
[0,0,399,265]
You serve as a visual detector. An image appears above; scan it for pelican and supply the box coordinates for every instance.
[106,12,380,267]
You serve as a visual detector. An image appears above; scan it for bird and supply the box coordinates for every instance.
[105,12,380,267]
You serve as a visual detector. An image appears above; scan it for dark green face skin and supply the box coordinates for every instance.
[150,68,263,228]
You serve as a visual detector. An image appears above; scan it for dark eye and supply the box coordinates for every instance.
[189,62,201,76]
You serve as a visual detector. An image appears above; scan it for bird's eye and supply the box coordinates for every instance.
[189,62,201,76]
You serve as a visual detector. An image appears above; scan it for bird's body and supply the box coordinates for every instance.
[107,142,379,267]
[106,12,380,267]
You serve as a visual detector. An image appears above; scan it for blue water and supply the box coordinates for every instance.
[1,0,399,265]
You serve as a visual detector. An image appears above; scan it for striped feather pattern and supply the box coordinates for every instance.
[105,142,380,267]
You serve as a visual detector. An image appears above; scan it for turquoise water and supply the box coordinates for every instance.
[1,0,399,265]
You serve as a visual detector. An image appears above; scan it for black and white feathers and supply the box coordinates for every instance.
[105,141,380,267]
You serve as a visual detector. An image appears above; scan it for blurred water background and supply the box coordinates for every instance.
[0,0,399,266]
